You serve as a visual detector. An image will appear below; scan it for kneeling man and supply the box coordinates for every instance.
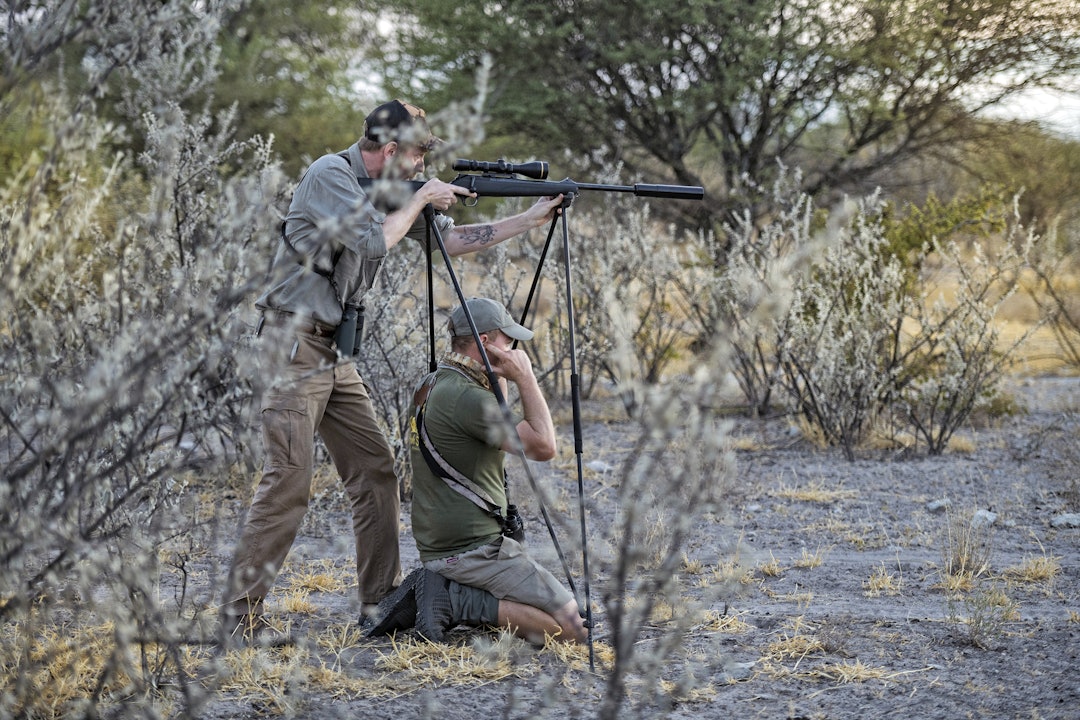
[408,297,586,644]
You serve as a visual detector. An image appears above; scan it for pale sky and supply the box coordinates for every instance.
[983,87,1080,139]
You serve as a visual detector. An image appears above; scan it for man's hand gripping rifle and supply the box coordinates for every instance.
[360,158,705,208]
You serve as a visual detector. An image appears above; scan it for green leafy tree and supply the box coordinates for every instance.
[958,120,1080,236]
[0,0,378,180]
[374,0,1080,239]
[210,0,378,177]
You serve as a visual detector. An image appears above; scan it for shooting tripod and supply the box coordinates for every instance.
[404,160,704,670]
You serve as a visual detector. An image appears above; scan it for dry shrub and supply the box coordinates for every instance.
[0,4,289,718]
[1025,221,1080,370]
[595,339,741,719]
[688,169,820,418]
[698,173,1035,459]
[946,582,1020,650]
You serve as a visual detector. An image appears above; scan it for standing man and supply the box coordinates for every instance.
[221,100,564,643]
[406,298,586,645]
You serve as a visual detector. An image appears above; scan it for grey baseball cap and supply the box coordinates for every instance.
[448,298,534,341]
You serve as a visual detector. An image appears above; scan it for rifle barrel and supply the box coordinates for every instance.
[575,182,704,200]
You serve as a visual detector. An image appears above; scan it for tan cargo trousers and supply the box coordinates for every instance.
[222,322,403,620]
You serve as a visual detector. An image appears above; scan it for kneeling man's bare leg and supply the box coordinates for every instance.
[498,598,586,645]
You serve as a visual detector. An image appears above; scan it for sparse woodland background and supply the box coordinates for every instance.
[2,1,1080,718]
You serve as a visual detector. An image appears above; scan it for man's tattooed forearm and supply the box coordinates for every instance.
[461,224,496,246]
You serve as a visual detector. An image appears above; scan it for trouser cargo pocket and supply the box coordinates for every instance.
[262,393,310,468]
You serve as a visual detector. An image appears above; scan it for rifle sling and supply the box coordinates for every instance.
[415,373,511,523]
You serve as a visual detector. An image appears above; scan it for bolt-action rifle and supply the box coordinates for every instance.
[359,158,705,205]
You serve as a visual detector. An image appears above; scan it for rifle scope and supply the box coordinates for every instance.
[452,158,549,180]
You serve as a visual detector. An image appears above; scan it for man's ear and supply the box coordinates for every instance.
[382,141,398,158]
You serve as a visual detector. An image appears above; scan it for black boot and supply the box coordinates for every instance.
[415,570,500,642]
[415,570,454,642]
[364,568,422,637]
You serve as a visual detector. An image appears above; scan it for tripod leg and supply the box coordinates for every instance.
[556,208,596,670]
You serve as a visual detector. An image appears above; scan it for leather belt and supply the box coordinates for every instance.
[262,310,338,337]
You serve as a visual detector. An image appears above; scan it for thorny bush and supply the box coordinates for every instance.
[700,174,1036,458]
[1,2,287,717]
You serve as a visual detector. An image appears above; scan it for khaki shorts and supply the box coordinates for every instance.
[423,537,573,616]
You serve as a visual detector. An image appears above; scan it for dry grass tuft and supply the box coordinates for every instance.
[3,622,134,717]
[946,435,977,453]
[939,506,994,587]
[793,417,830,449]
[728,435,769,451]
[764,616,826,664]
[1003,555,1062,586]
[308,665,398,700]
[296,572,347,593]
[540,634,615,673]
[863,563,902,597]
[279,589,318,614]
[771,479,858,503]
[681,554,706,574]
[658,678,717,703]
[703,609,753,634]
[712,559,756,586]
[946,582,1020,649]
[763,589,815,607]
[936,571,980,593]
[217,644,311,713]
[650,600,677,624]
[802,659,889,683]
[314,622,367,663]
[373,635,524,685]
[368,631,615,687]
[756,552,784,578]
[793,546,828,569]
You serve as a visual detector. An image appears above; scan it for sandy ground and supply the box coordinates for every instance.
[197,375,1080,720]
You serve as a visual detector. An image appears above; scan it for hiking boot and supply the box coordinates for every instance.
[357,603,379,631]
[414,569,454,642]
[365,568,422,637]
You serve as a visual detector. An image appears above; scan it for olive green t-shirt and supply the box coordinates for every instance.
[410,368,512,561]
